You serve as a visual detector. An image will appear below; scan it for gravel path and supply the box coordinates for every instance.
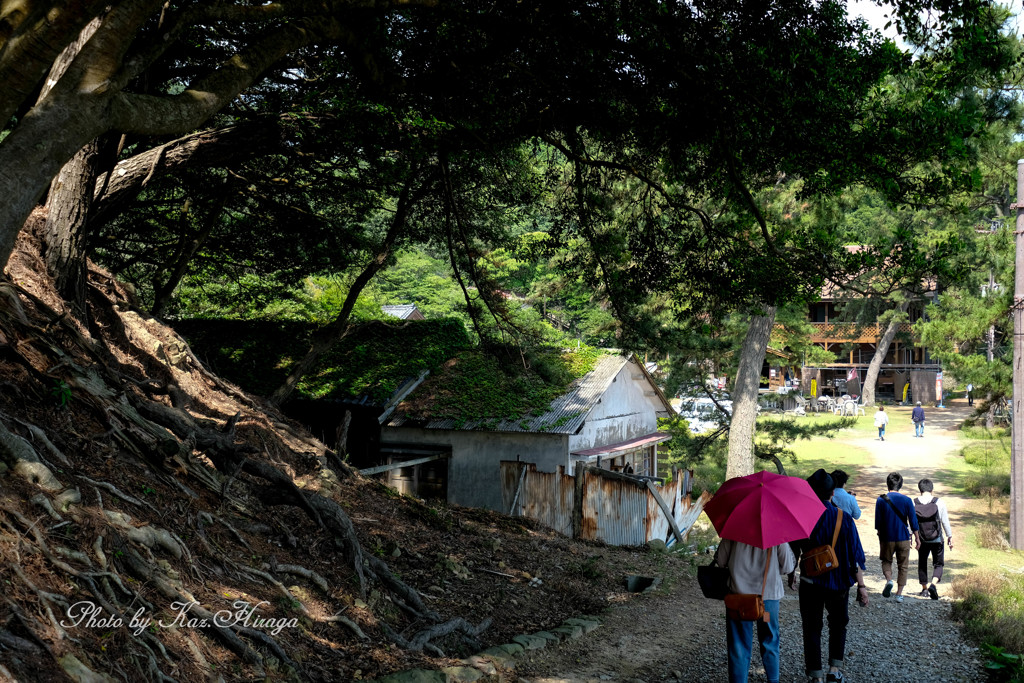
[516,401,986,683]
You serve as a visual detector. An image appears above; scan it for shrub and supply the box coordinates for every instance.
[975,524,1012,550]
[952,570,1024,667]
[963,472,1011,498]
[963,441,1010,468]
[961,425,1011,441]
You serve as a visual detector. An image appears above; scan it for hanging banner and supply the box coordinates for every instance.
[811,379,817,396]
[903,383,910,403]
[936,371,943,403]
[847,367,859,382]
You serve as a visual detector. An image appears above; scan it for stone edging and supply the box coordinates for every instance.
[369,615,603,682]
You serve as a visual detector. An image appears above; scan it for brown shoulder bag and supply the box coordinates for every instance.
[724,547,772,622]
[801,508,843,577]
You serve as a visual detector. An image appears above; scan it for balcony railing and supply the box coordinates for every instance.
[799,322,916,344]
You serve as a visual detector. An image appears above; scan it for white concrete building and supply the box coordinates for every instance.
[379,355,674,511]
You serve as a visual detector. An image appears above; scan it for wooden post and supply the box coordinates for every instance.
[645,480,686,545]
[508,464,527,516]
[1012,159,1024,550]
[572,464,586,540]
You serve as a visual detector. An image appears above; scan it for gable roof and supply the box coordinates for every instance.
[385,354,671,434]
[382,304,424,320]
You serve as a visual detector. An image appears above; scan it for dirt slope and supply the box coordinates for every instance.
[0,231,678,682]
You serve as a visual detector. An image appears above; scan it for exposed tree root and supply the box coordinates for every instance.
[0,256,499,680]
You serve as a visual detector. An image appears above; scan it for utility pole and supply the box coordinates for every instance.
[1012,159,1024,549]
[988,270,997,363]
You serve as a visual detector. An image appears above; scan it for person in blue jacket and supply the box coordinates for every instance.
[790,469,868,683]
[875,472,920,603]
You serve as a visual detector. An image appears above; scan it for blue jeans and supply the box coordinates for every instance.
[878,426,885,439]
[799,582,850,678]
[726,599,780,683]
[914,421,924,436]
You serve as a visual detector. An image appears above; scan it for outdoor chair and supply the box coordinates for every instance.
[790,395,807,416]
[842,398,865,417]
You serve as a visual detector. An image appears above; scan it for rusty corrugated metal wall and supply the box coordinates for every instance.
[586,472,648,546]
[499,462,706,547]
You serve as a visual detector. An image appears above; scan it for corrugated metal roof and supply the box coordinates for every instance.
[384,355,629,434]
[381,304,421,319]
[571,432,672,457]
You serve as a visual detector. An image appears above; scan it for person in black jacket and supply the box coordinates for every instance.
[790,469,868,683]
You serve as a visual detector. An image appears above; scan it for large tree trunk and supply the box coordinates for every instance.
[89,119,288,230]
[726,306,777,480]
[0,0,329,275]
[861,301,910,407]
[0,0,109,125]
[38,17,107,308]
[43,141,101,306]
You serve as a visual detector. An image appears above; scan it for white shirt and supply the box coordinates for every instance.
[873,410,889,427]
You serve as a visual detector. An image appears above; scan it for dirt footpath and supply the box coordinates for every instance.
[515,402,987,683]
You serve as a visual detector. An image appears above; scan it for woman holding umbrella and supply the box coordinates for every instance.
[789,469,868,683]
[708,471,821,683]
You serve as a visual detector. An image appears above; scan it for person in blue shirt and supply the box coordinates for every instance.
[911,401,926,438]
[874,472,920,603]
[789,469,868,683]
[829,470,861,520]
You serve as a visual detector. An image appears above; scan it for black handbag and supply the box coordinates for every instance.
[697,558,730,600]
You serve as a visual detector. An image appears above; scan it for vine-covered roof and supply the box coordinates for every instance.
[174,318,613,420]
[385,352,626,433]
[174,317,472,402]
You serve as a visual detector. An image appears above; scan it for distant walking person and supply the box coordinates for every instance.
[830,470,861,520]
[873,406,889,441]
[911,401,926,438]
[875,472,920,603]
[966,382,974,407]
[914,479,954,600]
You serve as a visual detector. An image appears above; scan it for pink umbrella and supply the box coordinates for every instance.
[704,470,825,549]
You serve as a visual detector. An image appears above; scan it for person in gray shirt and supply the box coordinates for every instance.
[716,539,797,683]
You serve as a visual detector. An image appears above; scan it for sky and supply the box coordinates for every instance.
[847,0,1024,41]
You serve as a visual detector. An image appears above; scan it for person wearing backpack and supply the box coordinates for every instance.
[874,472,920,603]
[789,469,868,683]
[914,478,954,600]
